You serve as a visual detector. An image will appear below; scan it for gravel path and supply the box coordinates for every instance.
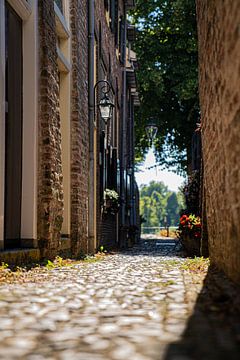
[0,238,239,360]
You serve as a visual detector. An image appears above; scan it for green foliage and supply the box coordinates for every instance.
[140,181,184,227]
[181,257,210,273]
[0,262,9,270]
[104,189,119,201]
[130,0,199,172]
[46,260,56,270]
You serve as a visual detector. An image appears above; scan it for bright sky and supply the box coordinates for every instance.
[135,148,185,192]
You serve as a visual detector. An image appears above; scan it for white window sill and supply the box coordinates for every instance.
[54,2,70,39]
[7,0,32,21]
[57,46,71,73]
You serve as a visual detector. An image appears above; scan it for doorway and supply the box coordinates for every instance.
[4,2,23,248]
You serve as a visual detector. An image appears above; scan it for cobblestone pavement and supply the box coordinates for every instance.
[0,238,240,360]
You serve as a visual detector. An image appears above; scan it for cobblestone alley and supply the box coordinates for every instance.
[0,238,240,360]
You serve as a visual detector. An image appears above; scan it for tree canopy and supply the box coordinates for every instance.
[140,181,184,227]
[130,0,199,173]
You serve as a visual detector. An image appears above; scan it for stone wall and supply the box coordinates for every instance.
[95,1,125,248]
[197,0,240,282]
[70,0,89,256]
[37,0,63,258]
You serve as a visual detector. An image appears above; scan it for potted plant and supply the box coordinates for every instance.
[103,189,120,215]
[177,214,201,256]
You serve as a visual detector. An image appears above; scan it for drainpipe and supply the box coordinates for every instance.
[130,98,135,227]
[88,0,95,253]
[120,8,127,247]
[132,106,137,228]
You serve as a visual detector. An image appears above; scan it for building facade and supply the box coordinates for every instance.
[0,0,139,263]
[197,0,240,282]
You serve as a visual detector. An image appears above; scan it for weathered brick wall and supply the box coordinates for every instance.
[197,0,240,282]
[70,0,89,256]
[38,0,63,258]
[95,1,124,248]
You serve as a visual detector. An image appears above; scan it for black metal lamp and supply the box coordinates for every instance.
[94,80,115,125]
[145,119,158,145]
[98,93,115,124]
[127,166,133,176]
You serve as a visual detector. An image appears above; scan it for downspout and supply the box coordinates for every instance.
[130,97,135,227]
[132,105,137,227]
[120,7,127,247]
[88,0,95,253]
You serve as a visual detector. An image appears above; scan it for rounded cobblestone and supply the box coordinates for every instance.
[0,238,239,359]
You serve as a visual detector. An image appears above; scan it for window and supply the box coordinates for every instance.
[4,2,23,248]
[104,0,109,11]
[55,0,63,13]
[119,16,125,63]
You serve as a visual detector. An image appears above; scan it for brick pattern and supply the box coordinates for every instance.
[197,0,240,282]
[70,0,89,256]
[95,1,125,248]
[37,0,64,258]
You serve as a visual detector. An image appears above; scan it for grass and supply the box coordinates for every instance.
[159,229,177,238]
[0,252,106,284]
[181,257,210,273]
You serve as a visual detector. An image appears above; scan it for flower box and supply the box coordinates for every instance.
[178,214,201,257]
[181,233,200,257]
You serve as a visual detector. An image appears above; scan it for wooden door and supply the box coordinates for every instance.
[4,3,23,248]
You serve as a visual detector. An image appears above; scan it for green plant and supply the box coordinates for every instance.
[55,256,64,267]
[104,189,119,201]
[181,257,210,273]
[103,189,120,215]
[0,262,9,270]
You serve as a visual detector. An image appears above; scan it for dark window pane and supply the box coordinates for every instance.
[55,0,63,13]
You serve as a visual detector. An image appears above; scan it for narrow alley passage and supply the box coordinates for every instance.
[0,239,240,360]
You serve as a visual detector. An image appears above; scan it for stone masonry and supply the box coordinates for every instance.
[197,0,240,283]
[70,0,89,256]
[38,0,90,258]
[38,0,64,258]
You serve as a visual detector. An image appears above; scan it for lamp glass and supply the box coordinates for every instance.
[145,125,158,142]
[98,95,114,122]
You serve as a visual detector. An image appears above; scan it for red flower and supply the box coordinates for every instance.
[194,232,201,238]
[180,215,185,221]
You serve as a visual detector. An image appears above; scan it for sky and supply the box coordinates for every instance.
[135,148,185,192]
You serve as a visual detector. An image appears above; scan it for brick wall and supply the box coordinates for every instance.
[95,1,124,248]
[70,0,89,256]
[37,0,63,258]
[197,0,240,282]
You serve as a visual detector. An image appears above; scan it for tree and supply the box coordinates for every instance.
[140,181,183,227]
[131,0,199,173]
[166,192,180,226]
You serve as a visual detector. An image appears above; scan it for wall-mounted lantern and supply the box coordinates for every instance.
[145,118,158,146]
[94,80,115,125]
[127,166,133,176]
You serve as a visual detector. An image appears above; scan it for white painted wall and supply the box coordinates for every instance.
[21,0,38,244]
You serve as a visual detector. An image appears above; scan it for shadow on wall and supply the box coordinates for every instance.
[164,265,240,359]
